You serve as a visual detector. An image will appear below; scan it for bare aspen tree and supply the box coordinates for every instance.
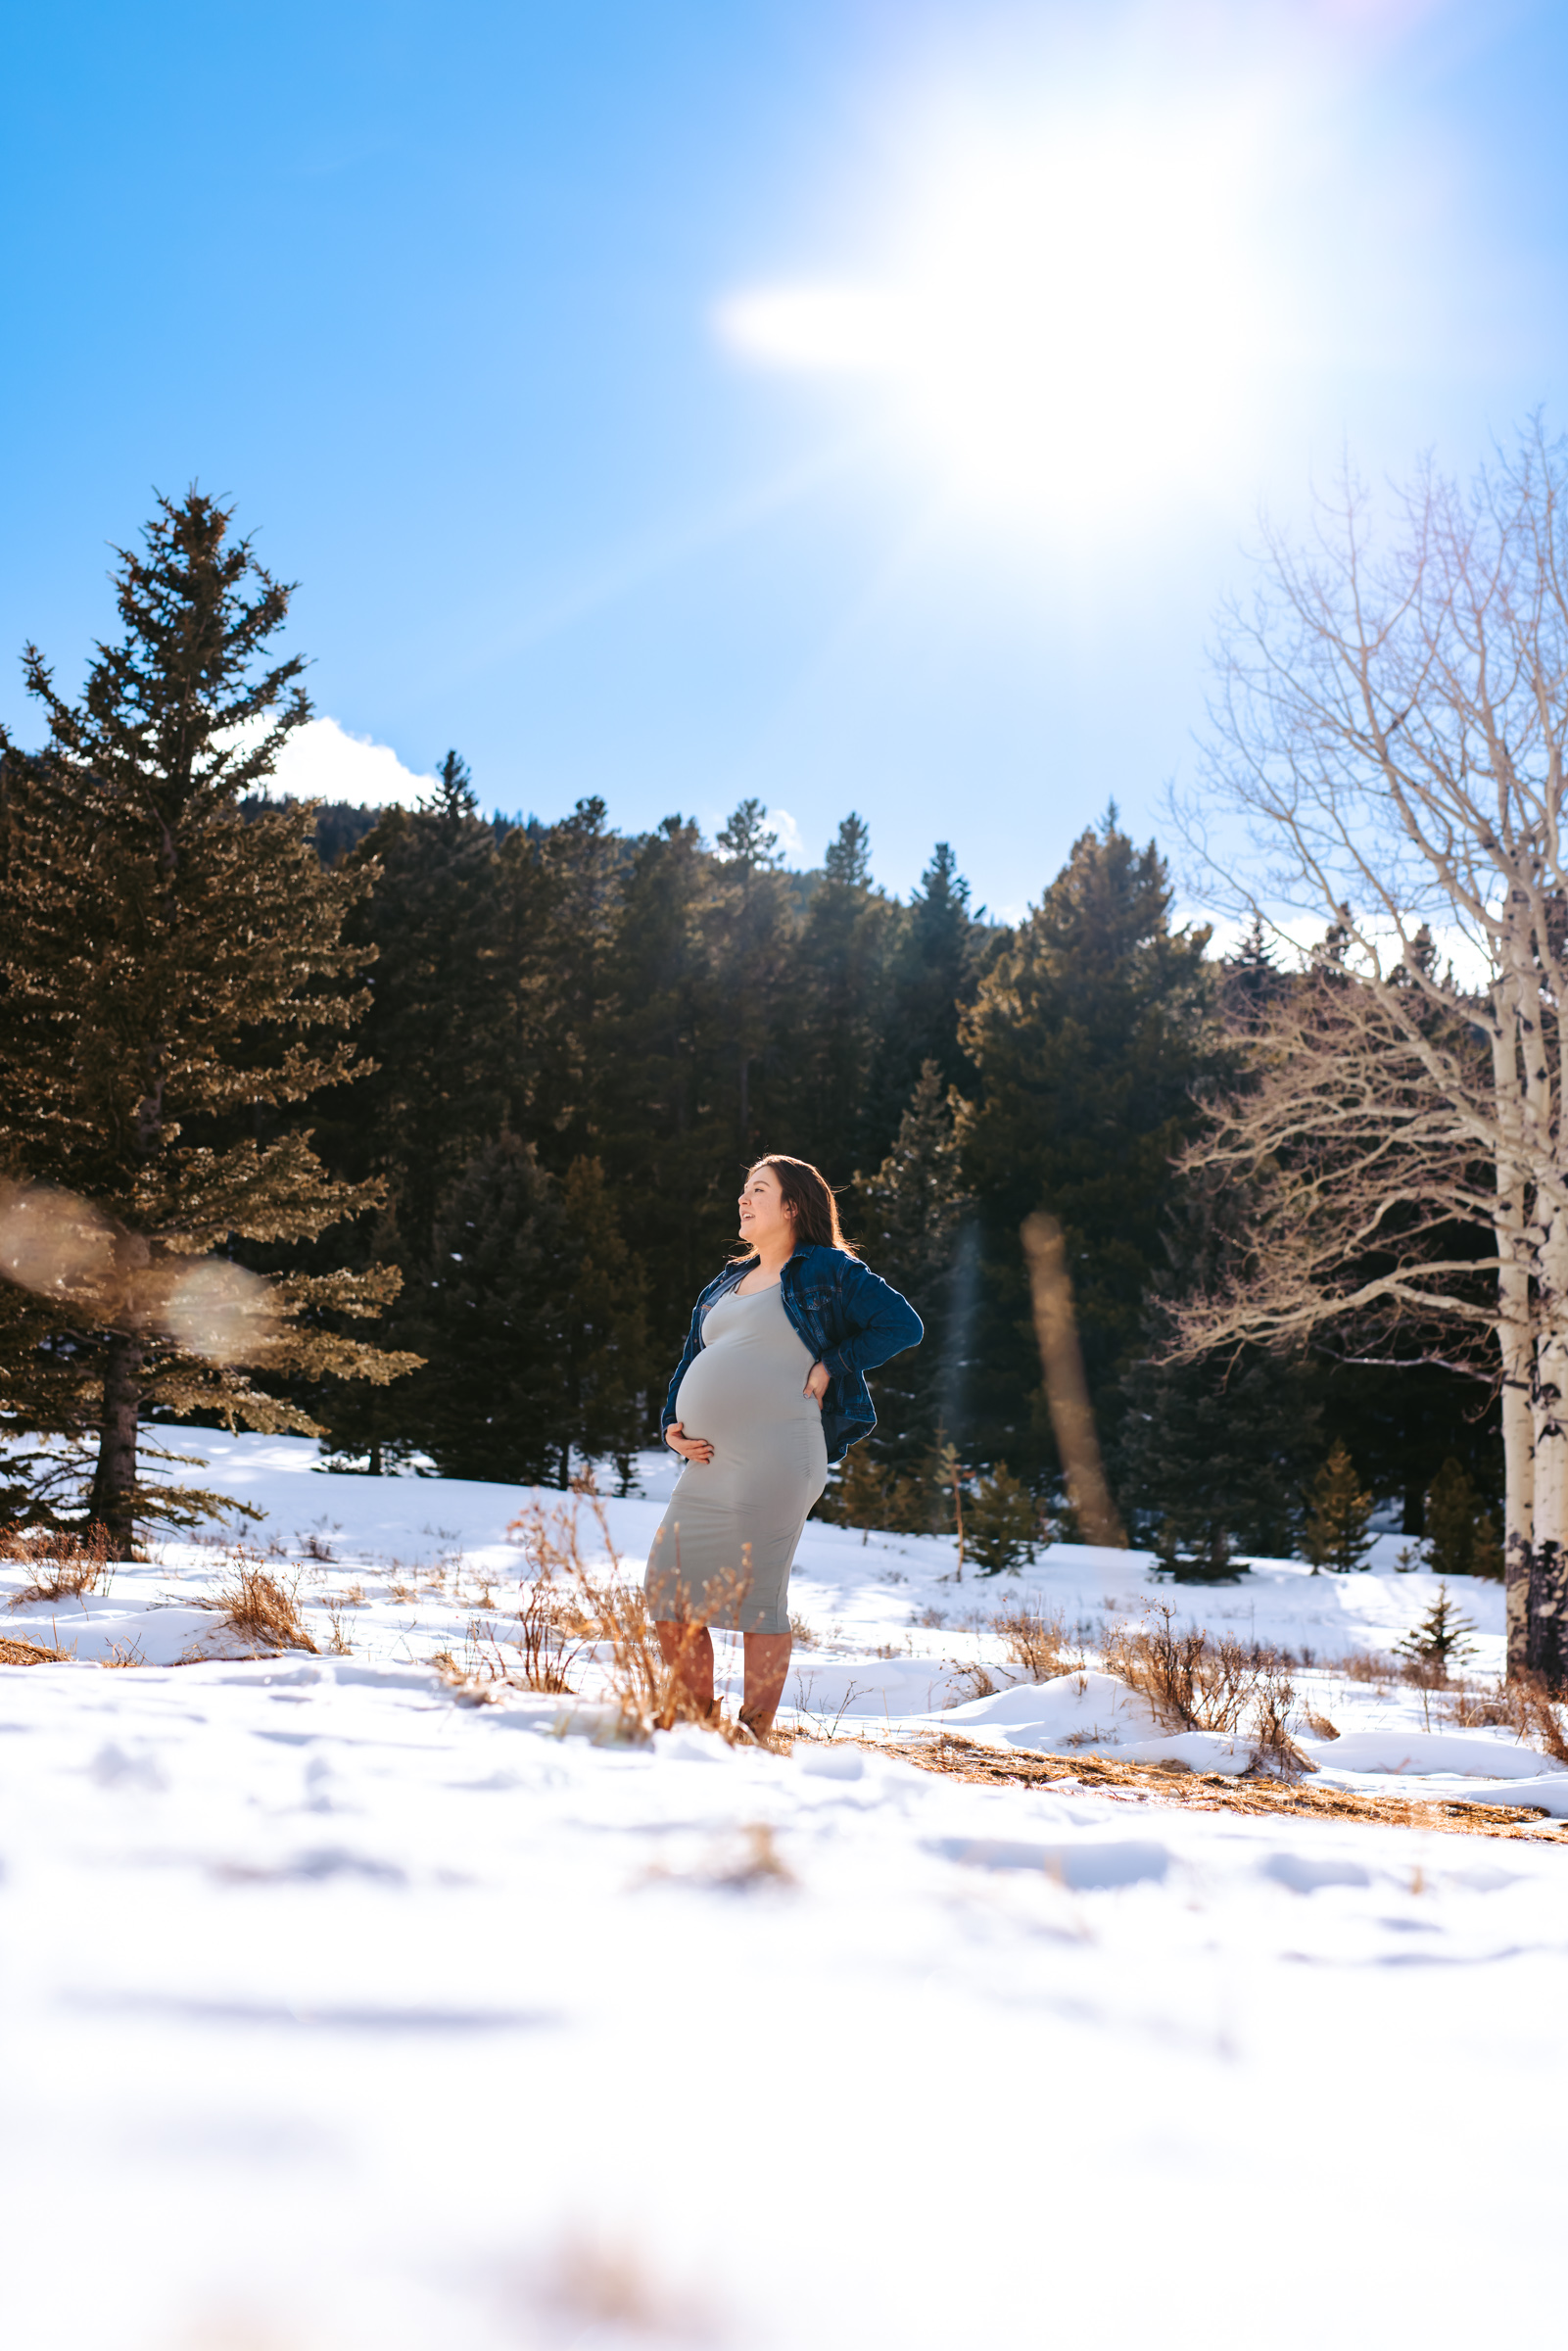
[1174,422,1568,1682]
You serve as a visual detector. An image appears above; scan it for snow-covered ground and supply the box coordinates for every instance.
[3,1436,1565,2347]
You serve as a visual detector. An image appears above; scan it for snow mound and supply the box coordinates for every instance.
[927,1834,1171,1889]
[1301,1728,1568,1780]
[911,1671,1258,1773]
[932,1667,1165,1747]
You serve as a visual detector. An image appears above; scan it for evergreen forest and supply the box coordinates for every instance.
[0,494,1503,1562]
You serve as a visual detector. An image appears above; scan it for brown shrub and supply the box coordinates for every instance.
[211,1560,318,1655]
[950,1659,999,1703]
[506,1490,750,1741]
[1444,1679,1513,1729]
[1105,1600,1311,1777]
[1336,1650,1395,1685]
[991,1598,1069,1682]
[1506,1671,1568,1765]
[441,1589,583,1701]
[3,1521,113,1607]
[0,1634,69,1664]
[897,1729,1568,1841]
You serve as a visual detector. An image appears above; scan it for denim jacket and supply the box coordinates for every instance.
[660,1244,924,1465]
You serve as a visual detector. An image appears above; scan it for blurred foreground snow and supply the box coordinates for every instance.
[2,1436,1563,2348]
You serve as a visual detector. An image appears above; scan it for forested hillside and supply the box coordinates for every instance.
[0,489,1503,1555]
[265,775,1499,1539]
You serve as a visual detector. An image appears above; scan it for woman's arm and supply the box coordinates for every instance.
[818,1265,924,1379]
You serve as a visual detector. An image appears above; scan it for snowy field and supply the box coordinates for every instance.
[4,1435,1566,2348]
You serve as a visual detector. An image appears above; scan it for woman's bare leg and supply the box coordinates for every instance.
[655,1621,714,1717]
[740,1631,792,1737]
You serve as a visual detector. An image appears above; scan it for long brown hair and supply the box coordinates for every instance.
[735,1155,857,1258]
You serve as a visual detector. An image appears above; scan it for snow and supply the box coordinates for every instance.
[3,1434,1565,2347]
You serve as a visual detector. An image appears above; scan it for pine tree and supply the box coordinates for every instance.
[1394,1583,1479,1677]
[408,1134,566,1484]
[1472,1509,1504,1581]
[553,1155,651,1488]
[1424,1457,1481,1579]
[1303,1440,1376,1574]
[967,1463,1041,1575]
[958,812,1215,1478]
[0,492,413,1546]
[594,815,731,1353]
[868,841,991,1152]
[1117,1345,1319,1580]
[509,795,626,1158]
[850,1060,973,1474]
[409,1138,649,1488]
[705,799,792,1156]
[326,750,510,1260]
[778,814,892,1175]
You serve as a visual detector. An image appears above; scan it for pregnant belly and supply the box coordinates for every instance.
[676,1345,817,1443]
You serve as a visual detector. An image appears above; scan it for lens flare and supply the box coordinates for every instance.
[0,1179,277,1366]
[161,1261,277,1367]
[0,1181,119,1304]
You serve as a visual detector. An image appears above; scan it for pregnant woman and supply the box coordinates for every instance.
[644,1155,923,1741]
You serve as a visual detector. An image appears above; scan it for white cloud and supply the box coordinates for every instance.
[770,807,804,863]
[264,716,434,809]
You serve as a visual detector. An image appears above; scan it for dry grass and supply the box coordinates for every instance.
[514,1576,580,1692]
[1444,1679,1512,1728]
[1338,1650,1396,1686]
[991,1597,1072,1681]
[0,1634,69,1664]
[434,1587,584,1703]
[538,2232,713,2343]
[2,1521,113,1606]
[1103,1600,1312,1776]
[645,1820,796,1892]
[891,1730,1568,1842]
[1428,1670,1568,1759]
[208,1559,318,1655]
[950,1660,999,1703]
[1503,1670,1568,1764]
[101,1639,147,1668]
[788,1612,818,1646]
[504,1488,763,1743]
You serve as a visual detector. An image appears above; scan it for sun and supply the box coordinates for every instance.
[718,95,1287,533]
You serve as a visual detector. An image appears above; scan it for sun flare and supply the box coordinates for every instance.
[718,97,1288,531]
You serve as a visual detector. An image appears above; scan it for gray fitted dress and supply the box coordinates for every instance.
[643,1283,828,1635]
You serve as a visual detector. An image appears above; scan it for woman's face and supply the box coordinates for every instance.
[737,1164,794,1252]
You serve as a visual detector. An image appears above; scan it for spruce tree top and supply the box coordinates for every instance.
[0,488,413,1450]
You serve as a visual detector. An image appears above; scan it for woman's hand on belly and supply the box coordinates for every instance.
[803,1362,829,1408]
[665,1419,714,1463]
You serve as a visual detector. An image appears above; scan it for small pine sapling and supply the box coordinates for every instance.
[935,1439,969,1576]
[814,1444,891,1542]
[966,1462,1041,1576]
[1394,1583,1479,1684]
[1303,1441,1375,1574]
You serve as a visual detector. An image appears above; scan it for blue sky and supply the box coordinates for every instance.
[4,0,1567,914]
